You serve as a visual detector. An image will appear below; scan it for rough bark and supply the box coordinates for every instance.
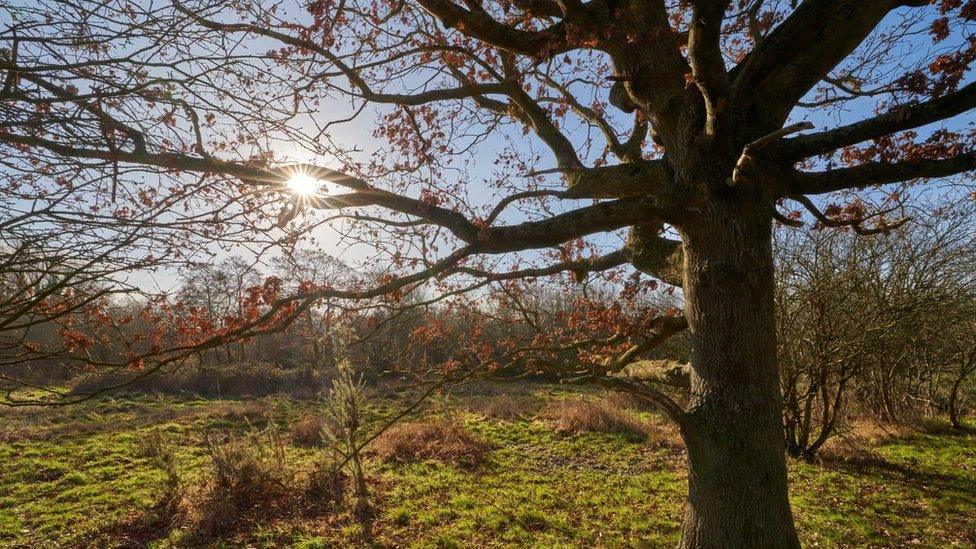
[675,194,800,548]
[948,348,976,430]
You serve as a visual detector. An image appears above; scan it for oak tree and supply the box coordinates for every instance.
[3,0,976,546]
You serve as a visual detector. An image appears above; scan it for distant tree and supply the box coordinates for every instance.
[178,257,263,362]
[775,228,890,460]
[274,248,355,370]
[777,208,976,453]
[4,1,976,545]
[946,325,976,430]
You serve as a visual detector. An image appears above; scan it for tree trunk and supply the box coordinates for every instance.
[677,198,800,548]
[948,348,976,430]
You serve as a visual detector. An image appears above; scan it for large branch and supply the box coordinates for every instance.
[729,0,927,126]
[417,0,570,58]
[539,74,642,162]
[0,132,489,243]
[776,81,976,161]
[686,0,731,138]
[604,314,689,372]
[786,152,976,195]
[175,2,509,106]
[480,193,683,252]
[502,79,582,169]
[626,224,683,287]
[511,0,564,18]
[449,249,630,281]
[321,187,674,254]
[1,134,686,255]
[606,1,699,160]
[451,223,685,287]
[562,159,677,199]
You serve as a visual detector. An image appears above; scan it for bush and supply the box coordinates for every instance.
[187,428,294,539]
[320,354,371,519]
[370,418,492,468]
[540,397,650,440]
[305,465,349,509]
[289,412,325,447]
[70,361,320,399]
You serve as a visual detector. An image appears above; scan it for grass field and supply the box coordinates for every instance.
[1,382,974,548]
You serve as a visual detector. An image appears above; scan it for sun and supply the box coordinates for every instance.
[287,173,321,197]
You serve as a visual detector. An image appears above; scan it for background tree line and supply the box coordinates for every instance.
[775,204,976,458]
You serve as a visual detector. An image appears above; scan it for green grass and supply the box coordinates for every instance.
[1,385,973,547]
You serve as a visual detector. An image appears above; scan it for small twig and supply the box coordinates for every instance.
[790,194,910,236]
[773,209,804,228]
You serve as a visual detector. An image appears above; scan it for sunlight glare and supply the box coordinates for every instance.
[287,173,321,197]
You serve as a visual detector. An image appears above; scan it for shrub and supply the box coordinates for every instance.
[318,324,374,520]
[70,361,319,399]
[370,418,492,468]
[540,397,650,440]
[289,412,325,447]
[305,465,349,509]
[321,360,371,518]
[186,427,293,538]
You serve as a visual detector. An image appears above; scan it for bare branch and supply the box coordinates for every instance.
[777,82,976,161]
[730,0,926,126]
[417,0,570,58]
[786,152,976,195]
[788,195,909,236]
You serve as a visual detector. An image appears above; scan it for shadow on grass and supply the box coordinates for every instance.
[819,436,976,510]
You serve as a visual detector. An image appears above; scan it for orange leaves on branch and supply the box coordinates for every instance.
[58,329,94,353]
[841,128,968,170]
[375,273,405,302]
[939,0,976,19]
[931,17,951,42]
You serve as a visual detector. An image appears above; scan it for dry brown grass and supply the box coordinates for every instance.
[181,428,298,539]
[540,397,651,440]
[288,412,325,447]
[132,425,354,544]
[465,394,539,421]
[370,418,493,468]
[815,420,916,463]
[597,392,686,450]
[601,390,672,413]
